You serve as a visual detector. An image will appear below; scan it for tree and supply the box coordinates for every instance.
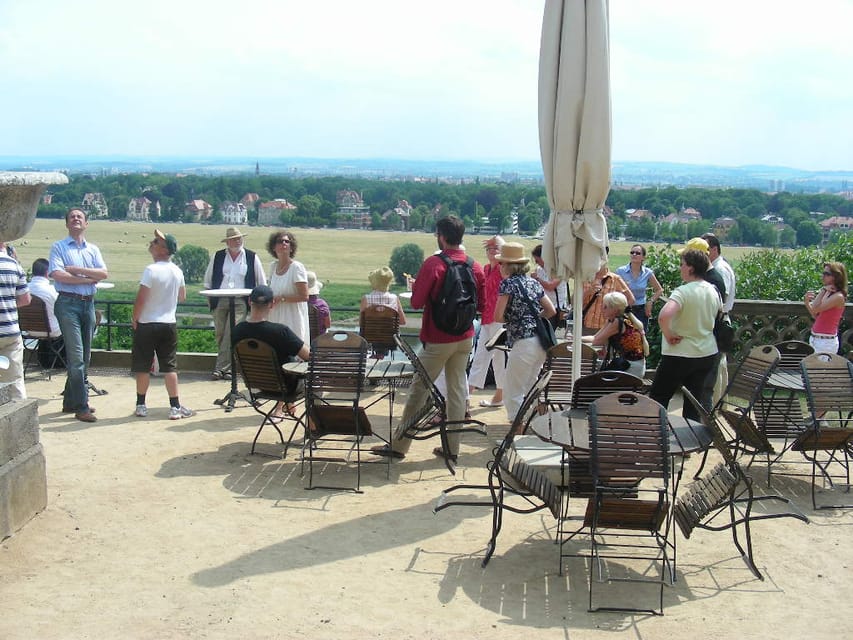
[389,243,425,285]
[173,245,210,284]
[796,220,822,247]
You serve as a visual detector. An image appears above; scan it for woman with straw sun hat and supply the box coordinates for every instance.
[494,242,556,421]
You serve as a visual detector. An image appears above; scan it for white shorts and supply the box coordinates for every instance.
[809,334,838,355]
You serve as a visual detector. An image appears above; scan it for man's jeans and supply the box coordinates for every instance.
[54,295,95,412]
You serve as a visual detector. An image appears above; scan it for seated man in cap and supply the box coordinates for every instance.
[203,227,267,380]
[232,285,310,415]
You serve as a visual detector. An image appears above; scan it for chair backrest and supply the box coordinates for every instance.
[234,338,299,400]
[680,386,737,468]
[801,352,853,427]
[510,370,552,437]
[718,344,780,411]
[571,370,646,410]
[774,340,814,372]
[542,341,598,407]
[588,392,669,486]
[307,303,322,344]
[359,305,399,353]
[18,294,52,337]
[308,331,368,399]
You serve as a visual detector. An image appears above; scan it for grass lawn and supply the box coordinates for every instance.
[20,218,765,309]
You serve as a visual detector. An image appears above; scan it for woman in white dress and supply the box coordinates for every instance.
[266,231,309,346]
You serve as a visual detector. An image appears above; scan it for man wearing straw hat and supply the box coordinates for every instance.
[203,227,267,380]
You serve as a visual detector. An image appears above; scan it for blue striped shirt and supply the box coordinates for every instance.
[0,254,28,338]
[48,236,107,295]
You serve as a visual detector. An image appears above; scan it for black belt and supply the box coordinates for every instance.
[58,291,94,302]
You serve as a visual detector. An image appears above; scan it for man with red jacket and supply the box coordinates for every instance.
[372,215,485,464]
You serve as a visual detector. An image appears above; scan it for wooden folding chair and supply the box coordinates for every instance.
[233,338,306,458]
[304,331,379,492]
[793,352,853,509]
[584,392,671,615]
[19,295,65,380]
[674,388,808,580]
[360,304,399,359]
[435,371,560,567]
[541,341,598,411]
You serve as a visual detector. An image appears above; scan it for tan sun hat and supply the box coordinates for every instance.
[221,227,247,242]
[494,242,529,264]
[306,271,323,295]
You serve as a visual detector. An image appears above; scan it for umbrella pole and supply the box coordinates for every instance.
[571,239,583,382]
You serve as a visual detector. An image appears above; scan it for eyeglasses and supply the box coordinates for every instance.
[822,271,833,276]
[629,251,643,256]
[276,238,290,245]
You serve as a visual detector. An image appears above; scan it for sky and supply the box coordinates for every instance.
[0,0,850,170]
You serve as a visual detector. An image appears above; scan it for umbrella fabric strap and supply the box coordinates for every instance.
[582,275,610,316]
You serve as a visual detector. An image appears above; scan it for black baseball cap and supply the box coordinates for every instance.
[250,285,274,304]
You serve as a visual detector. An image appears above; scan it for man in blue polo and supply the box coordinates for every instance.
[48,207,108,422]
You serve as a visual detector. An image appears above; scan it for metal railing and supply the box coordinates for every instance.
[94,299,425,351]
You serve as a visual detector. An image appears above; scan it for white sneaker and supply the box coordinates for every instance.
[169,405,195,420]
[135,404,148,417]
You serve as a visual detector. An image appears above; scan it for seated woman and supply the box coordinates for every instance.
[591,291,647,379]
[360,266,407,357]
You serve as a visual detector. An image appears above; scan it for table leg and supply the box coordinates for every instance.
[213,295,248,412]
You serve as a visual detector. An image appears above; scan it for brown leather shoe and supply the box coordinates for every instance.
[75,412,97,423]
[63,406,95,414]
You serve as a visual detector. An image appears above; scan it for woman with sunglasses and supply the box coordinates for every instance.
[804,262,848,354]
[266,231,310,347]
[615,244,663,329]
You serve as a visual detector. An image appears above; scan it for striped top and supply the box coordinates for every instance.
[0,254,28,338]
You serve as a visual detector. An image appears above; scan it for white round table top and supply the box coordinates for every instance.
[95,281,115,290]
[399,291,412,299]
[199,288,253,298]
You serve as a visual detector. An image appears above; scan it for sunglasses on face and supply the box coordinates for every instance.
[276,238,290,245]
[823,271,833,276]
[630,251,643,256]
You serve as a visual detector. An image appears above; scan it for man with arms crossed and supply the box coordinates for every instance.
[49,207,108,423]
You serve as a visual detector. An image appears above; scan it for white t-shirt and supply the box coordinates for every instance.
[137,261,185,324]
[29,275,60,336]
[536,265,568,308]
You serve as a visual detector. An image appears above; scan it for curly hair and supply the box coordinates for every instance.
[680,249,710,277]
[267,230,298,258]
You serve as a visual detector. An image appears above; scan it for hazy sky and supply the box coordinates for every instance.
[1,0,850,170]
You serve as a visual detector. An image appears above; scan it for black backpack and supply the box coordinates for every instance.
[432,254,478,335]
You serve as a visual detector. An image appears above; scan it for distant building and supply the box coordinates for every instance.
[185,199,213,222]
[42,193,54,205]
[127,196,160,222]
[336,190,371,229]
[820,216,853,243]
[81,192,108,219]
[626,208,652,221]
[680,206,702,220]
[240,193,260,209]
[220,201,248,226]
[712,217,737,240]
[381,199,413,230]
[257,199,297,226]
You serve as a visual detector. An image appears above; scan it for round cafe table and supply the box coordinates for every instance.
[95,281,115,290]
[200,288,252,412]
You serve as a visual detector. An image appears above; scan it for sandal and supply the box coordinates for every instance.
[370,445,405,460]
[432,447,458,463]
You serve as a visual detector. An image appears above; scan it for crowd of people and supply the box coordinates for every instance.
[0,210,848,450]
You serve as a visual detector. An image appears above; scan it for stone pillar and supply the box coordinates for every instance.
[0,384,46,540]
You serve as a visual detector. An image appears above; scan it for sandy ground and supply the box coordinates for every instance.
[2,366,851,639]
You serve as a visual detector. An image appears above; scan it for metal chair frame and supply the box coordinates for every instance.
[19,294,66,380]
[233,338,306,458]
[359,304,400,359]
[541,341,598,411]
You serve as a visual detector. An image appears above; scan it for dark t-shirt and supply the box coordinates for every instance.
[232,320,305,393]
[704,267,727,302]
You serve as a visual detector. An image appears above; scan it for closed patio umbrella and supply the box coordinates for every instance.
[538,0,612,381]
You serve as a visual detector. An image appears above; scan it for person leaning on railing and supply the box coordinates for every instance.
[804,261,848,355]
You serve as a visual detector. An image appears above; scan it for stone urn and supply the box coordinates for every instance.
[0,171,69,242]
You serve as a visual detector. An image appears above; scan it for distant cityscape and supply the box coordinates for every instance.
[2,156,853,195]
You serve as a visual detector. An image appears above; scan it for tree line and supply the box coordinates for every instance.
[37,173,853,247]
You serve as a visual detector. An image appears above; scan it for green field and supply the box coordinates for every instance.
[19,218,761,304]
